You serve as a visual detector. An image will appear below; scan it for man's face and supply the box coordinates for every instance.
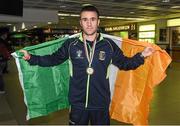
[80,11,100,36]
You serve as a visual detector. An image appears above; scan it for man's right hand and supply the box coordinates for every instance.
[19,50,31,60]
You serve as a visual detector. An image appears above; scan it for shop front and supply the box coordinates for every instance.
[167,18,180,62]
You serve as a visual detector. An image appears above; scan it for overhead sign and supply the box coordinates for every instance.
[105,24,136,32]
[139,31,155,38]
[138,24,156,43]
[139,24,155,31]
[167,18,180,27]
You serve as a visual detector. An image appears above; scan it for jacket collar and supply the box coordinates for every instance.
[78,32,103,42]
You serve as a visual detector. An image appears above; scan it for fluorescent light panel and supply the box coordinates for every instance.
[58,13,146,21]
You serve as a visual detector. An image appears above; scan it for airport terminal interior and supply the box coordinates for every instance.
[0,0,180,125]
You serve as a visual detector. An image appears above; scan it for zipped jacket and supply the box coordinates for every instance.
[28,33,144,110]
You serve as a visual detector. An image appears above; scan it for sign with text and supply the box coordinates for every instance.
[105,24,136,32]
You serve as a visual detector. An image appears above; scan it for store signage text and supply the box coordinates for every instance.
[105,24,136,32]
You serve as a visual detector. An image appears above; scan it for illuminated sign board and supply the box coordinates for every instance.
[105,24,136,32]
[167,18,180,27]
[139,31,155,38]
[139,24,155,31]
[138,24,156,43]
[139,38,155,43]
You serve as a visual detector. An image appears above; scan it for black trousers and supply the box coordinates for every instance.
[69,107,110,125]
[0,61,6,91]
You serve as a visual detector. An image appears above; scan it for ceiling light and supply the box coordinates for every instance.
[6,23,12,26]
[70,14,79,17]
[59,5,66,8]
[99,16,145,21]
[21,22,25,29]
[48,22,52,24]
[58,13,71,16]
[13,26,16,32]
[171,6,180,9]
[57,13,147,21]
[82,4,93,7]
[130,12,135,14]
[60,17,65,19]
[162,0,170,2]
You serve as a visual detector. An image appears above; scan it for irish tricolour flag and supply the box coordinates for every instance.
[12,33,171,125]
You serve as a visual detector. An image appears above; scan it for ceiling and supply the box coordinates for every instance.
[2,0,180,29]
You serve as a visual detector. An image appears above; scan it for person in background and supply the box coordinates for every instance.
[31,36,39,45]
[0,27,11,74]
[0,28,11,93]
[20,5,154,125]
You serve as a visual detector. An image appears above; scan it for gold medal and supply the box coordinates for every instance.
[86,67,94,75]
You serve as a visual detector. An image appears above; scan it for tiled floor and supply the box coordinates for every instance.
[0,60,180,125]
[0,94,17,124]
[149,62,180,125]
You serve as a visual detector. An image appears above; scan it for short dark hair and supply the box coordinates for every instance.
[80,5,99,18]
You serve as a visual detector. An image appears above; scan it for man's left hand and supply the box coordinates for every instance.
[141,47,155,58]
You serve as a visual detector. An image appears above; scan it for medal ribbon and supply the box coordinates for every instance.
[83,34,97,108]
[84,38,97,67]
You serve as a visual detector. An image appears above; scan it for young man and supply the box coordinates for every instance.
[20,5,154,125]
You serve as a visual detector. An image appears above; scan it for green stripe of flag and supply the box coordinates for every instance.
[12,37,70,119]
